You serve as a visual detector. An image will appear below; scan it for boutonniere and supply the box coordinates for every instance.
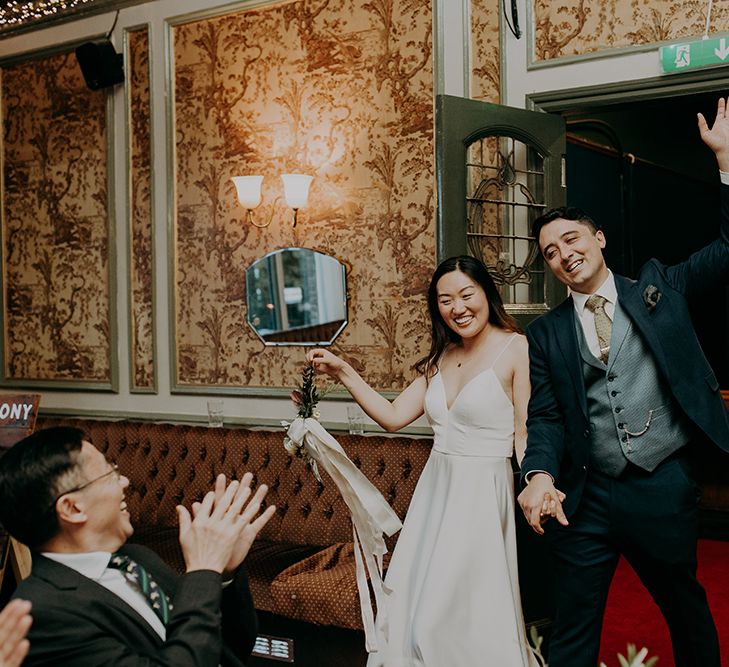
[642,284,662,312]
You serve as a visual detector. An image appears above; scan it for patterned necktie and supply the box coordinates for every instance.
[109,552,172,624]
[585,294,612,363]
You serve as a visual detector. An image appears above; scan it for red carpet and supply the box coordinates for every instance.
[600,539,729,666]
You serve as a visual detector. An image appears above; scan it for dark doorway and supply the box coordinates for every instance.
[561,91,729,388]
[557,91,729,534]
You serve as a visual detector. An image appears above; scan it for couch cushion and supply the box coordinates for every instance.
[244,539,324,612]
[270,542,391,630]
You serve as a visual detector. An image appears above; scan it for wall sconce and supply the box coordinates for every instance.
[231,174,313,228]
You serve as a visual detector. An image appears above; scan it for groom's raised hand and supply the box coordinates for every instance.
[698,96,729,172]
[517,473,568,535]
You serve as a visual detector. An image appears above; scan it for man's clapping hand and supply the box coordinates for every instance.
[0,599,32,667]
[177,472,276,575]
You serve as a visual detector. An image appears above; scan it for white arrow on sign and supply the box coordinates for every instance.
[715,38,729,60]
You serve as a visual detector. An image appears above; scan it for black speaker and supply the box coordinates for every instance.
[74,40,124,90]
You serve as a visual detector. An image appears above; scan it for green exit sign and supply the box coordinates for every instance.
[660,36,729,73]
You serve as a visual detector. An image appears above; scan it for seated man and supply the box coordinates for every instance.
[0,426,276,666]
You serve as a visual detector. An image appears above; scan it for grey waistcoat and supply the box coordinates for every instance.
[576,299,694,477]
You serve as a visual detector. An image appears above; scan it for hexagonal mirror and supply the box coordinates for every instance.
[245,247,347,345]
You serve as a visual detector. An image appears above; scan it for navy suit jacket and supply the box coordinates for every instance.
[13,543,258,667]
[522,184,729,517]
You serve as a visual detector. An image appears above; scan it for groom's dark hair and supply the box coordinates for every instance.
[531,206,600,245]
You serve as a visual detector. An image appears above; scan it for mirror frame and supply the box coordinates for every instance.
[245,247,348,347]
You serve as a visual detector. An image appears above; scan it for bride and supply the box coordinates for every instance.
[308,256,541,666]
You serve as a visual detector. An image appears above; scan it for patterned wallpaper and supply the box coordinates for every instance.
[128,27,156,391]
[1,52,112,385]
[533,0,729,61]
[173,0,434,391]
[470,0,501,101]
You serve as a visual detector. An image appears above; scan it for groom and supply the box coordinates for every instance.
[518,97,729,667]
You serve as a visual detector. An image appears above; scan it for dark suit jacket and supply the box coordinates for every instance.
[522,184,729,517]
[13,543,258,666]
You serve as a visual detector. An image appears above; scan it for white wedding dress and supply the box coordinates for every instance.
[367,337,539,667]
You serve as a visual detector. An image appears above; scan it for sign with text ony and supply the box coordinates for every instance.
[0,394,40,448]
[660,36,729,74]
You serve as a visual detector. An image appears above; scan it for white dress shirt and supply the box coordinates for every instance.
[43,551,166,639]
[571,270,617,360]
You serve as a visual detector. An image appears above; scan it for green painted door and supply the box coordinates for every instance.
[435,94,566,320]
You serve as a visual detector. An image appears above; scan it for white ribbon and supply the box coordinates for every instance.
[285,417,402,652]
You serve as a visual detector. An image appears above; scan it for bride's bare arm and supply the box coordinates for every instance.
[307,348,426,432]
[511,336,531,465]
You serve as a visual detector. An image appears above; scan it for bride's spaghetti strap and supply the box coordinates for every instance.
[489,333,519,368]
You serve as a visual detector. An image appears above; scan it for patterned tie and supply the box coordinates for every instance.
[109,552,172,624]
[585,294,612,363]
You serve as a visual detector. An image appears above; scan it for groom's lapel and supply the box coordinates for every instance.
[613,274,670,373]
[552,298,589,420]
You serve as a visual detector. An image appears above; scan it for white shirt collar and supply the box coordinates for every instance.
[42,551,112,581]
[572,270,617,314]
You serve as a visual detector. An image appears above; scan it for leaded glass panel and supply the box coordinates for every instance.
[466,135,548,309]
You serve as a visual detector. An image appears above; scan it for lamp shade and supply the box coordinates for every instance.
[281,174,313,209]
[231,175,263,209]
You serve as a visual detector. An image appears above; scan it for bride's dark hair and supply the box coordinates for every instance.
[414,255,521,378]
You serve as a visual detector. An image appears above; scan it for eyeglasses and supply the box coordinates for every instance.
[49,463,120,511]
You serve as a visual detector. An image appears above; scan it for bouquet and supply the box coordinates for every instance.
[283,362,331,481]
[281,361,402,653]
[289,362,323,419]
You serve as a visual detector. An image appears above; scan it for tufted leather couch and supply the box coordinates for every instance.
[35,416,432,634]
